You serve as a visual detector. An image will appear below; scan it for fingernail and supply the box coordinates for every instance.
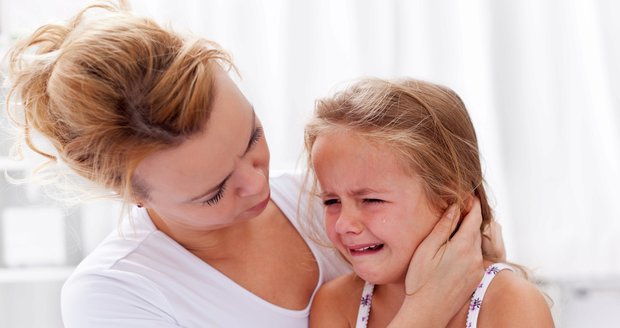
[447,205,458,220]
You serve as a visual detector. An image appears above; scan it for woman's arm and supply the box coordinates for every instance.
[483,219,506,262]
[388,198,486,327]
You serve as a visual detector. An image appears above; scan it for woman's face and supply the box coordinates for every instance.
[311,132,440,285]
[135,71,271,233]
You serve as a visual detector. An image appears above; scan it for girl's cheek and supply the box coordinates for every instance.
[324,216,338,239]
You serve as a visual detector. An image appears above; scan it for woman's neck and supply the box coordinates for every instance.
[146,201,279,262]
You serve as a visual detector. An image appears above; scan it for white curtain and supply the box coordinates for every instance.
[2,0,619,279]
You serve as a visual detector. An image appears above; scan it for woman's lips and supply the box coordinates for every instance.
[247,193,270,213]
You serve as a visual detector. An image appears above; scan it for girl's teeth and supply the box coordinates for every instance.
[354,244,382,251]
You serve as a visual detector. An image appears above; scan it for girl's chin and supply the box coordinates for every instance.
[354,266,408,285]
[355,270,389,284]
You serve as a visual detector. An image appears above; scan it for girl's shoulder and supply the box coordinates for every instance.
[310,273,364,328]
[477,263,555,327]
[318,271,365,300]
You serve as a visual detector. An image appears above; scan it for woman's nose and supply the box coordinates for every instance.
[235,163,266,198]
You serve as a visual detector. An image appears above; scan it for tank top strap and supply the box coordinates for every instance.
[355,280,375,328]
[465,263,515,328]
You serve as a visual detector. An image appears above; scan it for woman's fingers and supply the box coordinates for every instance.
[447,198,484,294]
[421,203,459,251]
[457,197,482,244]
[403,197,485,322]
[403,205,458,294]
[482,220,506,261]
[423,198,482,254]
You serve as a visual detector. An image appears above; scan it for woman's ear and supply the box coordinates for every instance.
[133,196,146,208]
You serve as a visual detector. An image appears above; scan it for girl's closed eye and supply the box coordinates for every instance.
[364,198,385,204]
[323,198,340,206]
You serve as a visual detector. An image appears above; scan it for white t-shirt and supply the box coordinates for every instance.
[61,171,349,327]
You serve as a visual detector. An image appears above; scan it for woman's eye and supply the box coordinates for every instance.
[323,199,340,206]
[202,183,227,206]
[250,126,263,145]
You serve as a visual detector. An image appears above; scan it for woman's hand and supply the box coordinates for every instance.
[482,219,506,262]
[388,198,485,327]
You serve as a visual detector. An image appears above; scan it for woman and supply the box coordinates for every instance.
[5,2,496,327]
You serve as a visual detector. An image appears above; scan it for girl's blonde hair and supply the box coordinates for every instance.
[304,78,499,261]
[5,1,233,201]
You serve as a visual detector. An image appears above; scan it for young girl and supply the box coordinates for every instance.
[305,78,554,327]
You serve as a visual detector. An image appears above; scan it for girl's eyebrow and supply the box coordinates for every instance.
[187,106,256,202]
[319,187,385,198]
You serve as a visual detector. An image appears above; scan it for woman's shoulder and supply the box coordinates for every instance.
[61,263,177,327]
[269,170,304,187]
[61,222,198,327]
[71,208,162,272]
[63,208,190,303]
[478,263,555,327]
[268,170,308,210]
[310,273,364,327]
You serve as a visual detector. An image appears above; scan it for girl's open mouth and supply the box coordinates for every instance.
[349,243,384,255]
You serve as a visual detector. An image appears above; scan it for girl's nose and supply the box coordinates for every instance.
[334,205,364,235]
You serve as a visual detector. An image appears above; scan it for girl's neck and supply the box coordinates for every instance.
[374,280,407,302]
[365,280,409,327]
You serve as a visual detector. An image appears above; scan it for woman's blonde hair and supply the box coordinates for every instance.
[304,77,499,261]
[5,1,233,201]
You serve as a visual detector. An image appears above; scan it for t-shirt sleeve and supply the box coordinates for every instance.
[61,270,179,328]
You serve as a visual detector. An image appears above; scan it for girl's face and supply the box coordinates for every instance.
[311,132,440,285]
[135,71,271,234]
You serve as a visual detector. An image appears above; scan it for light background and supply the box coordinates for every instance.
[1,0,618,327]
